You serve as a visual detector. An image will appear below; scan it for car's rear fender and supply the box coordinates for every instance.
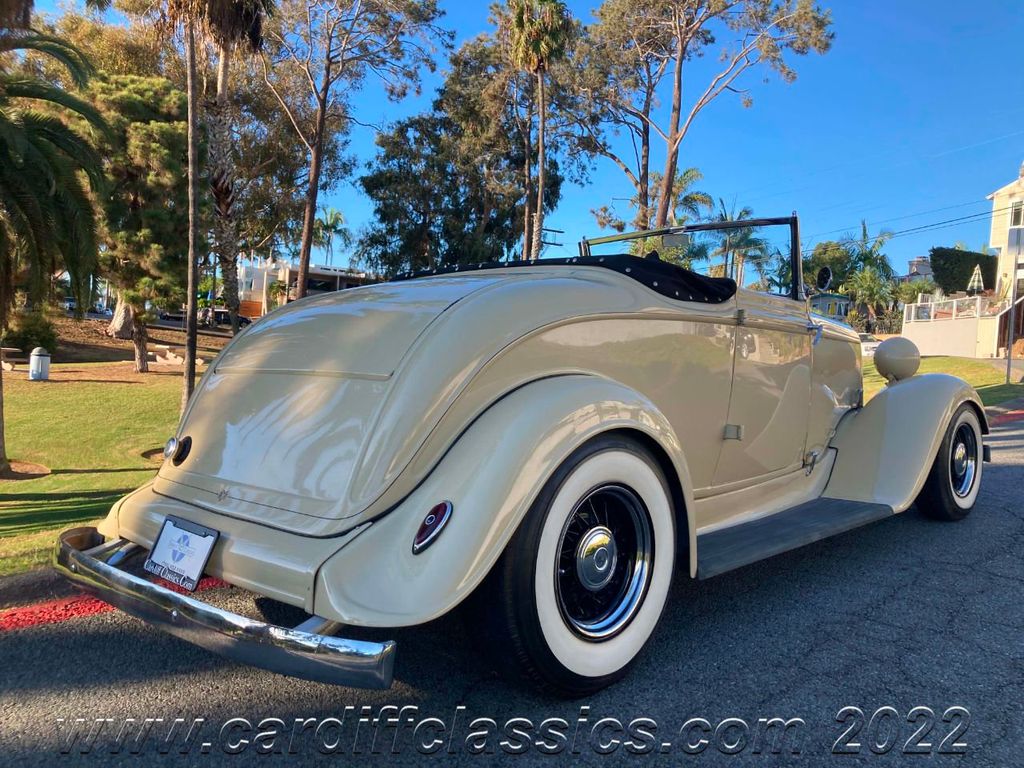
[313,374,694,627]
[824,373,988,512]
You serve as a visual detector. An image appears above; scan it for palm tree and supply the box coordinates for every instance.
[313,206,350,266]
[896,278,936,307]
[161,0,271,408]
[649,167,714,227]
[845,266,894,327]
[0,30,107,473]
[157,1,204,411]
[506,0,573,260]
[847,220,894,279]
[205,0,273,335]
[710,199,767,286]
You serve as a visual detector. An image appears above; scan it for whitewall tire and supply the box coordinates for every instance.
[477,434,676,696]
[916,404,983,521]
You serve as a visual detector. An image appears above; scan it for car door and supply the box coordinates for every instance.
[712,290,813,487]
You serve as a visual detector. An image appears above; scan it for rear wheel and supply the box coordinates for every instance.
[478,434,676,697]
[916,404,983,521]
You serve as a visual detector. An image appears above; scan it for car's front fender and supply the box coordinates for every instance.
[824,373,987,512]
[313,374,692,627]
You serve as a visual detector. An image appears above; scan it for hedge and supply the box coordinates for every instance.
[929,247,997,294]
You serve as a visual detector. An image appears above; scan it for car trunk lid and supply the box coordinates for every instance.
[154,276,504,533]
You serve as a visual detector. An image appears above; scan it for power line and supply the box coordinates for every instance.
[802,198,992,241]
[799,204,1012,257]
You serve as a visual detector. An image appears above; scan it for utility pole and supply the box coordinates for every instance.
[1007,228,1023,384]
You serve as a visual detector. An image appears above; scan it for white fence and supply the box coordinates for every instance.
[903,296,1006,324]
[901,295,1024,358]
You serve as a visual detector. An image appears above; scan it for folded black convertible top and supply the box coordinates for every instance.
[392,253,737,304]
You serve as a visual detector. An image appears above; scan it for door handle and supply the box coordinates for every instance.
[806,321,823,346]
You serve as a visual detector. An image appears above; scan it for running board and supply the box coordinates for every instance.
[696,498,894,579]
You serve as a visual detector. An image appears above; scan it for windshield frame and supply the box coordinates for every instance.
[578,215,804,303]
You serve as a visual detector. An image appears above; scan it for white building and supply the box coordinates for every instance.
[900,161,1024,358]
[236,257,374,318]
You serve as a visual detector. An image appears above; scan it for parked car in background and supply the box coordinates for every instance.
[199,307,253,328]
[56,216,989,696]
[860,333,881,357]
[61,297,76,312]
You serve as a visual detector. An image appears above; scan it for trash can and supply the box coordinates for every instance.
[28,347,50,381]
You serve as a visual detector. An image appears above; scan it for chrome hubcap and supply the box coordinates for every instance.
[950,423,978,498]
[575,526,618,591]
[555,484,654,640]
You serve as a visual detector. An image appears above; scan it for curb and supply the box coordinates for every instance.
[986,396,1024,422]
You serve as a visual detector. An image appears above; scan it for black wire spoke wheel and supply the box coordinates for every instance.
[949,422,978,498]
[554,484,654,640]
[917,403,984,522]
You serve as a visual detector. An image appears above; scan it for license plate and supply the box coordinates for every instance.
[143,516,219,591]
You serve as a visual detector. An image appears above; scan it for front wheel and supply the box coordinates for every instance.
[916,404,983,521]
[477,435,676,697]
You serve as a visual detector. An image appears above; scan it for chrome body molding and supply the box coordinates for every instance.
[54,527,396,689]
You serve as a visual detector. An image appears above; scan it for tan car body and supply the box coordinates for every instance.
[97,264,987,628]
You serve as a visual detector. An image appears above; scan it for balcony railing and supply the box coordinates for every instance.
[904,296,1008,323]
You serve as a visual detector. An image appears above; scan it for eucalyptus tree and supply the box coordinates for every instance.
[504,0,573,259]
[0,30,107,473]
[566,0,832,230]
[651,167,713,226]
[261,0,450,299]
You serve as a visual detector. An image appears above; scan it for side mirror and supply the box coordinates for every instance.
[815,266,833,292]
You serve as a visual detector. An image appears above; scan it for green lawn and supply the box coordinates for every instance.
[863,356,1024,405]
[1,354,1023,579]
[0,364,179,575]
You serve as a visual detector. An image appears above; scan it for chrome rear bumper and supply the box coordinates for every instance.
[53,527,396,689]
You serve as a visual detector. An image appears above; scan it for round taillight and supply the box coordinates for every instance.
[163,437,178,459]
[412,501,452,555]
[164,435,192,465]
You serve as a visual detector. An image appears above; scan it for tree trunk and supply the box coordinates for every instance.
[107,296,133,339]
[634,87,654,231]
[531,71,547,261]
[209,42,241,335]
[129,306,149,373]
[654,38,686,228]
[0,273,8,473]
[181,22,200,412]
[520,100,533,260]
[296,92,329,300]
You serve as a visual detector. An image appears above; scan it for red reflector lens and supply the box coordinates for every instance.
[412,501,453,554]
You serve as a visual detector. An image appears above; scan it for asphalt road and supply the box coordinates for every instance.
[2,418,1022,766]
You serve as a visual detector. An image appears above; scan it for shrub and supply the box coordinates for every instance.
[929,248,997,294]
[874,308,903,335]
[846,308,868,332]
[1,311,58,353]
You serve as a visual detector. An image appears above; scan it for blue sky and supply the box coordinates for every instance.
[40,0,1024,273]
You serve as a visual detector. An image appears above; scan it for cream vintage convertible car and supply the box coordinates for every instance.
[56,216,988,696]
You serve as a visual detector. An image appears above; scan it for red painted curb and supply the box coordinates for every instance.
[991,409,1024,426]
[0,577,229,632]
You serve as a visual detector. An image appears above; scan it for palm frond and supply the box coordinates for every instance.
[16,111,106,188]
[2,78,110,136]
[0,32,94,87]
